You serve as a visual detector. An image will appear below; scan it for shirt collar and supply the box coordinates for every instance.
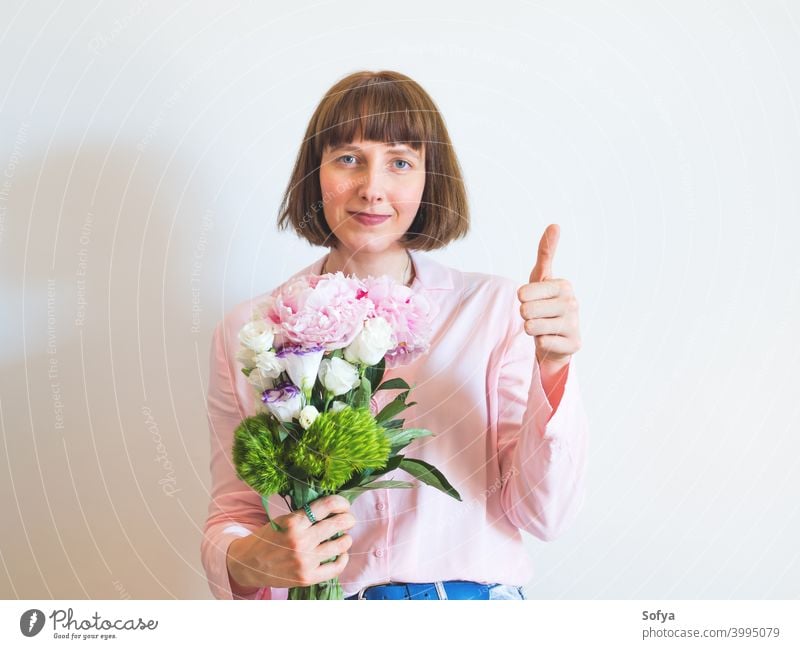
[292,249,454,291]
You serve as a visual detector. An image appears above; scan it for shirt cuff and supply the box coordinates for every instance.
[530,357,581,441]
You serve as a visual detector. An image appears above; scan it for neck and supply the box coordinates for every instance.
[323,247,414,286]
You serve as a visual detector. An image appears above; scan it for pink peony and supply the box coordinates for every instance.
[361,275,435,366]
[260,272,372,351]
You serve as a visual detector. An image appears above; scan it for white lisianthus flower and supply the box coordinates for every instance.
[344,316,396,366]
[238,319,275,353]
[275,345,325,399]
[329,400,349,413]
[262,383,303,422]
[255,350,283,379]
[318,356,360,396]
[298,405,320,430]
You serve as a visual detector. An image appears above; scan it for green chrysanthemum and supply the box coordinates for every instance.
[289,406,391,492]
[232,413,290,496]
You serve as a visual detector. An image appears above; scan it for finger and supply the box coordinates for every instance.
[534,334,577,357]
[524,316,569,337]
[314,551,349,582]
[310,512,356,545]
[519,296,564,320]
[517,279,562,303]
[529,224,560,284]
[292,494,350,532]
[315,532,353,561]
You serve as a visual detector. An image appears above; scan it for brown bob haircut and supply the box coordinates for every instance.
[277,70,469,251]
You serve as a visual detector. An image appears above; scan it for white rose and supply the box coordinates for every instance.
[329,400,349,413]
[318,356,360,396]
[247,368,275,392]
[238,319,275,353]
[255,350,284,379]
[298,405,320,430]
[344,316,396,366]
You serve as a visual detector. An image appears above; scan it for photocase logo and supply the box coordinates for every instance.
[16,607,159,640]
[20,609,45,637]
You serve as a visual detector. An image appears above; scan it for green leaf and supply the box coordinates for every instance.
[376,390,412,423]
[290,479,307,509]
[399,458,462,501]
[338,479,415,503]
[277,419,305,444]
[291,478,320,509]
[283,420,305,437]
[353,375,372,409]
[241,367,253,377]
[261,495,285,532]
[337,468,368,491]
[364,357,385,393]
[358,454,404,482]
[384,427,434,451]
[381,418,405,430]
[285,464,317,509]
[375,377,409,392]
[310,377,326,411]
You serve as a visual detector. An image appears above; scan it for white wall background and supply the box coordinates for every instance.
[1,0,798,599]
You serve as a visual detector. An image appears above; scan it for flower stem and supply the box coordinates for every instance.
[288,578,343,600]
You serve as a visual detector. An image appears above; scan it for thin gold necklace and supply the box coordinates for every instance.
[322,251,413,286]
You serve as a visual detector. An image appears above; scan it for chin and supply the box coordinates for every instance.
[337,234,402,255]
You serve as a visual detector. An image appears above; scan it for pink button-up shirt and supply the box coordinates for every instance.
[201,249,589,599]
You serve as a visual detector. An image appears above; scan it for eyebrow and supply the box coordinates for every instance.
[331,144,421,159]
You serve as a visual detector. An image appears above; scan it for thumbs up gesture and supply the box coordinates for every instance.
[517,224,582,368]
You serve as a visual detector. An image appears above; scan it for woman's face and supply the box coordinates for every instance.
[319,138,426,254]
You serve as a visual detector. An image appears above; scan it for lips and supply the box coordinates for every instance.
[349,211,392,226]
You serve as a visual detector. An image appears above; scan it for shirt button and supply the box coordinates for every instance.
[376,502,385,511]
[374,548,384,558]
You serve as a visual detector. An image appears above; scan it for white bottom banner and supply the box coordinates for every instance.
[1,600,796,648]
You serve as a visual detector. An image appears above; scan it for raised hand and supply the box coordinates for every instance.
[517,224,581,367]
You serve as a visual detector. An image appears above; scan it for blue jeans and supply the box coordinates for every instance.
[346,582,527,600]
[487,583,526,600]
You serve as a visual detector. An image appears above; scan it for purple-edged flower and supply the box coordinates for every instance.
[275,344,325,399]
[261,382,303,422]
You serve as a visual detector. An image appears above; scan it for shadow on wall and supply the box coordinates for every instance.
[1,139,236,598]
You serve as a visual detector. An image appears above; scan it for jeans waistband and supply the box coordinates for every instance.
[345,580,500,600]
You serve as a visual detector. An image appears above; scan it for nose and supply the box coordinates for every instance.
[357,163,387,205]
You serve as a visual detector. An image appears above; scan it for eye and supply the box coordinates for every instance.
[393,159,412,170]
[337,154,358,165]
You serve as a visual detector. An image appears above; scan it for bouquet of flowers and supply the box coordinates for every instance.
[231,269,461,600]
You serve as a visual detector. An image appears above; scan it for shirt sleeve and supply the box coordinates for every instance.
[495,303,590,542]
[200,321,272,600]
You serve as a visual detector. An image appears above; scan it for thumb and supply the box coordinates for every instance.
[529,224,561,283]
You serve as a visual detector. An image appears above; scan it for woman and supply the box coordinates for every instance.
[200,70,588,600]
